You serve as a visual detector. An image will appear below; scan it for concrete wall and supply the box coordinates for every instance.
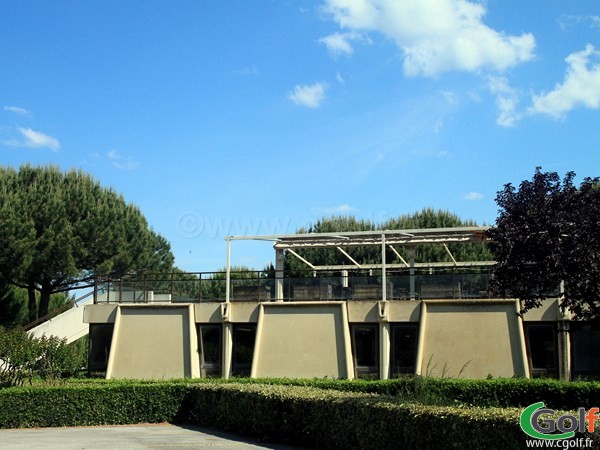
[83,296,570,381]
[417,300,528,379]
[106,305,199,380]
[251,303,354,379]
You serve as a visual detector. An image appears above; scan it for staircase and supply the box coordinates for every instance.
[26,291,96,344]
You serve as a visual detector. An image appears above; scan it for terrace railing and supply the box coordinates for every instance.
[93,268,502,304]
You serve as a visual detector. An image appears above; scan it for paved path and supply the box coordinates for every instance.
[0,423,297,449]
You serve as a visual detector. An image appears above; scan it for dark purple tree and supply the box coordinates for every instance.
[488,168,600,322]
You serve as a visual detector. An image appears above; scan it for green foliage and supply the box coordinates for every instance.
[0,381,527,449]
[488,168,600,320]
[36,335,85,384]
[0,327,84,387]
[0,165,175,321]
[2,378,600,448]
[0,282,28,327]
[0,328,39,387]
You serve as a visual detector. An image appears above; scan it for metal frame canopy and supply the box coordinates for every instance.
[223,226,493,302]
[226,226,490,248]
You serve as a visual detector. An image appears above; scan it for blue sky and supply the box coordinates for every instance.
[1,0,599,271]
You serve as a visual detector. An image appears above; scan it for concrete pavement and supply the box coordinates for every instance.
[0,423,298,449]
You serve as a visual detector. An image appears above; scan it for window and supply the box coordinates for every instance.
[88,324,114,375]
[571,323,600,379]
[351,324,379,379]
[525,323,558,378]
[232,324,256,377]
[198,325,222,377]
[391,324,419,376]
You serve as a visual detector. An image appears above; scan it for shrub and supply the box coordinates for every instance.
[0,327,39,387]
[0,381,529,449]
[0,327,84,387]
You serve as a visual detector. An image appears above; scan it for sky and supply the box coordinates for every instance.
[1,0,599,272]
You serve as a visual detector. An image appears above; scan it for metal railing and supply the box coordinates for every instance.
[93,268,501,304]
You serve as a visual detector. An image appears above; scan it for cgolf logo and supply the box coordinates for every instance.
[520,402,598,440]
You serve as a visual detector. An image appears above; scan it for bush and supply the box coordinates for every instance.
[0,381,529,449]
[237,376,600,411]
[36,335,85,383]
[0,327,83,387]
[0,327,39,387]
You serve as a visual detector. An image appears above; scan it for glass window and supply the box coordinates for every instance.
[198,325,222,377]
[525,323,558,378]
[391,324,419,376]
[351,324,379,379]
[232,324,256,377]
[88,324,114,375]
[571,323,600,379]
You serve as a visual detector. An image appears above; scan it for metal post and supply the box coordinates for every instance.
[381,233,387,301]
[409,248,416,300]
[275,248,284,301]
[93,276,98,304]
[225,238,231,303]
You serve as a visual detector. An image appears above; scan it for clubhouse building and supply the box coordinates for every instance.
[83,227,599,381]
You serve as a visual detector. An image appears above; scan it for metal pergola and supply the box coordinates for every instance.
[224,226,493,302]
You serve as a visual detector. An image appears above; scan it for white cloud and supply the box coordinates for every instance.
[318,31,370,57]
[558,15,600,30]
[488,75,521,127]
[107,149,139,170]
[319,32,355,56]
[529,44,600,118]
[4,106,31,116]
[336,72,345,84]
[440,90,459,105]
[465,192,483,201]
[234,65,258,76]
[312,204,358,215]
[323,0,535,77]
[288,82,327,108]
[6,127,60,151]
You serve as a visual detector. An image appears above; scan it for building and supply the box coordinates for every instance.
[84,227,599,381]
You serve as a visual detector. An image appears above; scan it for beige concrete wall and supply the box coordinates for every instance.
[418,300,528,379]
[194,303,222,323]
[106,305,199,380]
[521,298,562,321]
[84,304,118,323]
[347,301,421,322]
[388,301,421,322]
[347,301,380,322]
[251,302,354,379]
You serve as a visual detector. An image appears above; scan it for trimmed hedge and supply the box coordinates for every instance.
[0,381,528,449]
[55,376,600,410]
[223,377,600,410]
[186,383,527,450]
[0,383,192,428]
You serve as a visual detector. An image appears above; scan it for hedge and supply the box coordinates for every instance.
[224,377,600,410]
[55,376,600,410]
[0,382,529,449]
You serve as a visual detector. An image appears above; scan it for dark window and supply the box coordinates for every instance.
[232,324,256,377]
[198,325,222,377]
[571,323,600,379]
[351,324,379,379]
[391,324,419,376]
[525,323,558,378]
[88,324,114,375]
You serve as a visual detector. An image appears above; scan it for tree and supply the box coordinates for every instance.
[487,168,600,321]
[0,165,174,322]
